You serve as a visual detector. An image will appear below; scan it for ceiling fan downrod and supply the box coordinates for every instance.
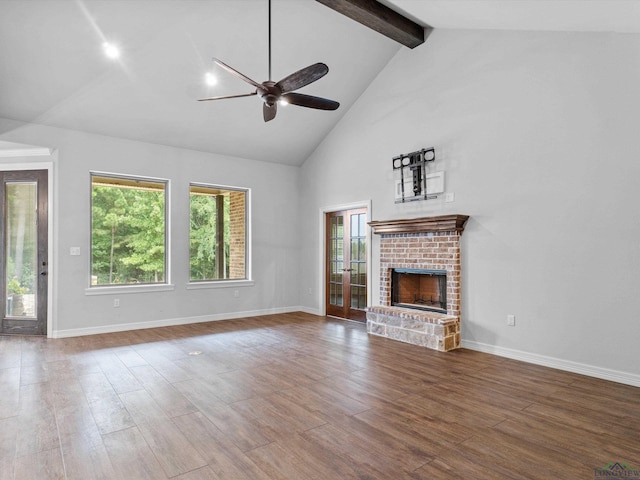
[268,0,271,81]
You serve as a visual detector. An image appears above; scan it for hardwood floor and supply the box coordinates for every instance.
[0,312,638,479]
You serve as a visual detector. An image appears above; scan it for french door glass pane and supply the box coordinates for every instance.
[331,216,343,238]
[5,182,37,318]
[331,261,343,283]
[333,239,343,261]
[349,214,366,304]
[358,262,367,286]
[330,282,343,307]
[329,215,345,307]
[351,286,366,309]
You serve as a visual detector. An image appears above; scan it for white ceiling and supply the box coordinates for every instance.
[1,0,638,166]
[386,0,640,34]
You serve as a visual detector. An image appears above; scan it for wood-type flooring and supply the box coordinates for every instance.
[0,312,638,479]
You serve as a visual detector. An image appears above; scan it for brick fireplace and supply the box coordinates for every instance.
[367,215,469,351]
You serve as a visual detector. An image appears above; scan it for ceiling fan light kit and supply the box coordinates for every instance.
[198,0,339,122]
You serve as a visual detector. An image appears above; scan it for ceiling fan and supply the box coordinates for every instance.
[198,0,339,122]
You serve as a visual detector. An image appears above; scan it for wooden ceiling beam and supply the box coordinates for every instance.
[315,0,430,48]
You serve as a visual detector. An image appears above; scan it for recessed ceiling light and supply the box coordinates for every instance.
[102,42,120,60]
[204,72,217,86]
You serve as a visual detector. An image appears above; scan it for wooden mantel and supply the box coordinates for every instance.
[368,214,469,235]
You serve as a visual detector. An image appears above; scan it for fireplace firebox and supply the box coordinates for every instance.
[391,268,447,314]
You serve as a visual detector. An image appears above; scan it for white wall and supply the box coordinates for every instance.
[0,119,301,335]
[299,29,640,383]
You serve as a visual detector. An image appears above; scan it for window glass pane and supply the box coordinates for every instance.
[5,182,37,317]
[189,184,247,281]
[91,174,166,286]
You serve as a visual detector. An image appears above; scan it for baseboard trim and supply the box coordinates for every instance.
[297,306,322,316]
[461,340,640,388]
[51,306,306,338]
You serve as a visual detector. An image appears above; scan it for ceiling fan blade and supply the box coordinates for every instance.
[263,103,277,122]
[282,92,340,111]
[198,92,257,102]
[275,63,329,93]
[212,58,263,90]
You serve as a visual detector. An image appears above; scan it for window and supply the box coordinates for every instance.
[91,174,167,286]
[189,184,247,281]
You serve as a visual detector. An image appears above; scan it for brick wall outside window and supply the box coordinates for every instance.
[229,191,245,279]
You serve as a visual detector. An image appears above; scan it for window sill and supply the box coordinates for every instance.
[186,280,255,290]
[85,284,175,296]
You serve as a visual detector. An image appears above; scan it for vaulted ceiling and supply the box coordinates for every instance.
[1,0,638,166]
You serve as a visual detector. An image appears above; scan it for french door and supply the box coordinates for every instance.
[0,170,48,335]
[325,208,367,321]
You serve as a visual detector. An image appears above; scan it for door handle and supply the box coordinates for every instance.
[40,271,47,276]
[342,268,353,272]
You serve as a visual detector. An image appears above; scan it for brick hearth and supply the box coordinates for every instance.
[367,215,469,352]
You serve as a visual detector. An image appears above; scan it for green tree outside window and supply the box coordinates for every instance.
[91,175,167,286]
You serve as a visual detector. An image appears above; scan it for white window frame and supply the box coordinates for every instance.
[187,183,252,289]
[86,171,172,295]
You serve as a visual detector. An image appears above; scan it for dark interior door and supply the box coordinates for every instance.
[1,170,48,335]
[326,208,367,321]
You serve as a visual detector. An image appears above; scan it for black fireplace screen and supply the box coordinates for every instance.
[391,268,447,313]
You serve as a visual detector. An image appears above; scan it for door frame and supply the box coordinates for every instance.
[0,149,55,337]
[318,200,372,317]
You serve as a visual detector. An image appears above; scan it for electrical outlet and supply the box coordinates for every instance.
[307,288,312,295]
[70,246,81,256]
[507,314,515,326]
[444,192,455,203]
[234,290,239,298]
[113,299,120,308]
